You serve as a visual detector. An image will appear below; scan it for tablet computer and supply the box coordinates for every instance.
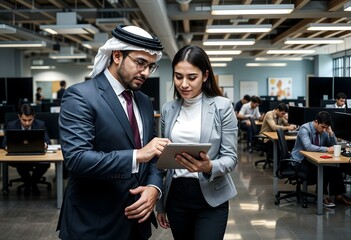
[156,143,212,169]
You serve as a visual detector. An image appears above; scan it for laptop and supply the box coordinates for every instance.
[6,129,46,155]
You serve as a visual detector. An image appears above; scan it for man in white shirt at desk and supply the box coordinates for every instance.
[334,92,347,108]
[237,96,265,153]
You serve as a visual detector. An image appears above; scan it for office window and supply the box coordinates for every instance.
[346,56,351,77]
[333,57,344,77]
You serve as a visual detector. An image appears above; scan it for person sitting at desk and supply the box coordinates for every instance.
[290,111,351,207]
[237,96,265,153]
[259,102,296,152]
[234,94,251,117]
[1,103,51,196]
[334,92,347,108]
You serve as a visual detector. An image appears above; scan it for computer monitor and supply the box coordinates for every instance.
[334,112,351,142]
[320,99,336,108]
[303,107,345,129]
[287,106,305,126]
[0,105,15,124]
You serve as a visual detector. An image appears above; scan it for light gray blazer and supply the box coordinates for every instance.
[156,95,238,212]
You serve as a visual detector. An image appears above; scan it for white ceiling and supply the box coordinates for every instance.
[0,0,351,63]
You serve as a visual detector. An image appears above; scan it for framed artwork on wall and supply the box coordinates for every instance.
[268,77,292,99]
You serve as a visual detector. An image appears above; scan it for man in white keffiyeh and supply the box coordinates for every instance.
[57,25,171,240]
[89,25,163,78]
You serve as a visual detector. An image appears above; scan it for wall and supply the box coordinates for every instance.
[25,55,314,108]
[314,54,333,77]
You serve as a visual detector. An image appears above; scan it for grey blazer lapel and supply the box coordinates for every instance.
[200,96,215,143]
[164,100,182,139]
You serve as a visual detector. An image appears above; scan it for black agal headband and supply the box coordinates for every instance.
[111,25,163,51]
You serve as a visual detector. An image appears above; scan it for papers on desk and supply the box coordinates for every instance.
[47,144,61,151]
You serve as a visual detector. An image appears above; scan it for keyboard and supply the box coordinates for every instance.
[341,151,351,157]
[285,131,298,136]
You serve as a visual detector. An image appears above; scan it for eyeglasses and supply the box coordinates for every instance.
[127,55,159,73]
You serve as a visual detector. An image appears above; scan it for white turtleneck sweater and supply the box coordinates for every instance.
[171,93,203,178]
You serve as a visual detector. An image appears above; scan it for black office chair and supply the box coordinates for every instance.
[247,117,272,169]
[274,128,315,208]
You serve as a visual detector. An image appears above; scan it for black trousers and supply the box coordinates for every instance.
[240,122,252,146]
[11,163,50,186]
[166,178,228,240]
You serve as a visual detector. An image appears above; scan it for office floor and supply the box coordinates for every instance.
[1,141,351,240]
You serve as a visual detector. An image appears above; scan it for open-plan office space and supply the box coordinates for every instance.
[1,1,351,239]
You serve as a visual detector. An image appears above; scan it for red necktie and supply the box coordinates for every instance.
[315,133,319,146]
[122,91,141,149]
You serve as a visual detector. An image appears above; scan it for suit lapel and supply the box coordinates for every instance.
[200,96,215,143]
[96,74,136,147]
[164,100,182,139]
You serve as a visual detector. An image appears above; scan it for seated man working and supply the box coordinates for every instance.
[237,96,265,152]
[334,92,347,108]
[290,111,351,207]
[259,102,297,151]
[1,103,51,196]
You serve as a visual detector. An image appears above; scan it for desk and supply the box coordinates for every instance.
[300,151,350,215]
[262,131,297,195]
[255,120,263,126]
[0,149,64,209]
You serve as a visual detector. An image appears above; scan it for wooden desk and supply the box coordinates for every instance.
[262,131,297,195]
[0,149,64,209]
[300,151,350,215]
[255,120,263,126]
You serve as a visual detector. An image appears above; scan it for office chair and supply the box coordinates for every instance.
[8,167,52,195]
[247,117,272,169]
[274,128,315,208]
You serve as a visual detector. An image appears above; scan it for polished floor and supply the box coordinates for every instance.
[1,140,351,240]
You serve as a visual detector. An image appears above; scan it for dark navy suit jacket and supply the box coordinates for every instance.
[57,72,162,240]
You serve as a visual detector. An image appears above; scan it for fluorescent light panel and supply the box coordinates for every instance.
[203,39,255,46]
[0,41,46,48]
[246,63,287,67]
[209,57,233,61]
[211,4,294,15]
[49,53,87,59]
[285,38,344,44]
[31,66,56,70]
[0,24,16,34]
[255,57,303,61]
[267,49,315,54]
[40,12,99,35]
[344,1,351,11]
[211,63,227,67]
[307,23,351,31]
[205,50,242,55]
[206,24,272,33]
[49,46,87,59]
[40,24,99,34]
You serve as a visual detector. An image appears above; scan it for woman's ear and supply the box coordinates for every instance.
[203,70,209,82]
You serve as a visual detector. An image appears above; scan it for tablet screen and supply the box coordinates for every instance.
[156,143,212,169]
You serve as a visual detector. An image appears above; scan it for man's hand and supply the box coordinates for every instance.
[136,137,171,163]
[125,186,159,223]
[157,212,170,229]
